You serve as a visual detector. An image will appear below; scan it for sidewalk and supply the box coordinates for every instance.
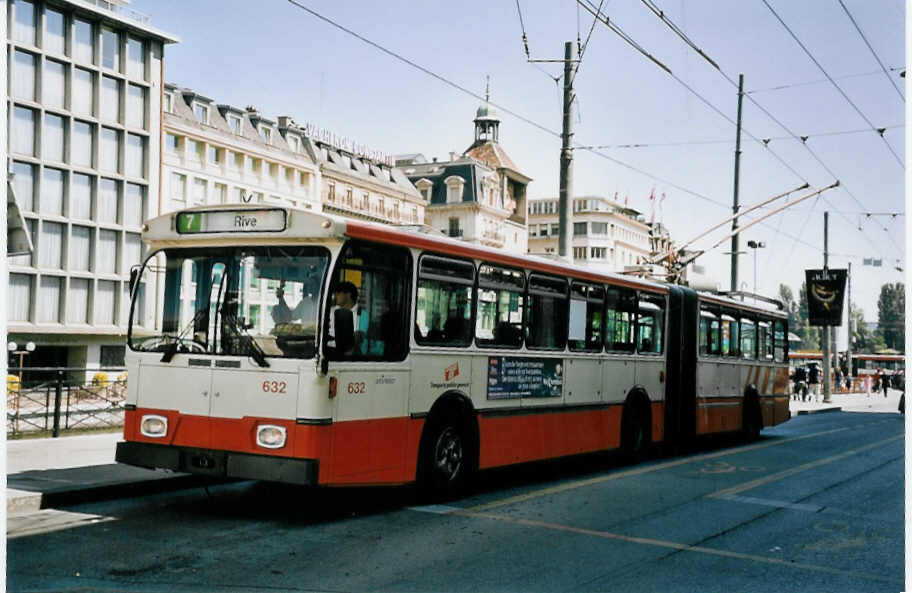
[6,432,210,516]
[788,387,904,415]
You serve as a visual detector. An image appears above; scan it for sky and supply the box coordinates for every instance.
[133,0,905,336]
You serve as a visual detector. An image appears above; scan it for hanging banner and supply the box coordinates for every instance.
[805,268,847,326]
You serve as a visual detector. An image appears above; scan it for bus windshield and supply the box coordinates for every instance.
[129,245,329,359]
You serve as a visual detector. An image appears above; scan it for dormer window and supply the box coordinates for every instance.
[444,176,465,204]
[193,102,209,124]
[259,126,271,143]
[163,93,172,113]
[288,135,300,152]
[415,178,433,202]
[228,114,242,134]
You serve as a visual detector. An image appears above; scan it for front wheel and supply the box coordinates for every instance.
[418,413,474,501]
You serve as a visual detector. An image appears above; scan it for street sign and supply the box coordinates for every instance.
[805,268,847,326]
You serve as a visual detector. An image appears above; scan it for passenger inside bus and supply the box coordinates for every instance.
[328,281,361,356]
[271,280,307,323]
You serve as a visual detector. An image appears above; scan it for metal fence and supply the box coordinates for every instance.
[7,367,127,438]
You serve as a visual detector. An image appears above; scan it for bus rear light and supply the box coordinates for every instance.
[256,425,287,449]
[140,415,168,437]
[329,376,337,399]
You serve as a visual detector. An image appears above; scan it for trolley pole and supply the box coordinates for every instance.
[730,74,744,291]
[823,212,832,403]
[558,41,575,261]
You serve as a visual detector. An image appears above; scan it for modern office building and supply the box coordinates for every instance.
[6,0,177,371]
[397,95,530,254]
[527,196,653,273]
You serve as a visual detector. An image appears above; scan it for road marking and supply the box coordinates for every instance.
[716,494,824,512]
[456,510,901,585]
[466,424,861,512]
[409,504,460,515]
[8,509,115,539]
[708,433,902,499]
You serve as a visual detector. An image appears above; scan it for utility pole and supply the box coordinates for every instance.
[558,41,575,261]
[846,261,852,389]
[823,212,831,403]
[730,73,744,292]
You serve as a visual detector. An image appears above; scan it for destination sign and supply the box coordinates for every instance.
[176,209,287,234]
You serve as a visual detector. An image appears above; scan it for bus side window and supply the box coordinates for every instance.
[636,293,664,354]
[773,320,786,362]
[324,240,411,361]
[721,312,739,357]
[740,318,756,359]
[699,306,719,356]
[526,274,568,350]
[758,320,773,360]
[414,255,474,347]
[475,264,524,349]
[569,282,604,352]
[606,286,637,353]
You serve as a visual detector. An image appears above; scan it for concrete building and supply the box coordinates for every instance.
[397,95,530,253]
[527,196,652,273]
[6,0,177,372]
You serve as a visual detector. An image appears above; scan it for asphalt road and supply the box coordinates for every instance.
[8,410,904,592]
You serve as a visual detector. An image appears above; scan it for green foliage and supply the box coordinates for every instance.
[877,282,905,351]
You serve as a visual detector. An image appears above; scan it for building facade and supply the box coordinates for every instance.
[6,0,176,371]
[397,98,530,253]
[527,196,652,273]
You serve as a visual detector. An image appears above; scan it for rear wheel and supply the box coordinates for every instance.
[418,411,474,501]
[621,400,651,462]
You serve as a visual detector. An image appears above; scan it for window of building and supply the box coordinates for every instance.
[8,274,32,321]
[415,255,474,346]
[569,283,604,352]
[259,126,271,143]
[12,162,35,212]
[573,222,587,236]
[38,276,62,322]
[192,178,207,204]
[445,176,464,203]
[127,84,145,129]
[98,178,119,223]
[187,139,203,160]
[606,286,636,352]
[43,59,66,109]
[95,281,116,324]
[38,221,64,269]
[324,241,412,361]
[590,247,607,259]
[207,145,221,164]
[591,222,608,235]
[126,36,145,79]
[43,114,66,163]
[68,278,90,323]
[740,318,756,360]
[228,114,242,134]
[165,133,180,153]
[327,182,336,202]
[12,106,36,156]
[447,217,461,237]
[97,230,118,274]
[636,294,664,354]
[100,127,119,173]
[101,27,120,70]
[526,274,568,350]
[73,68,94,116]
[213,183,227,204]
[125,183,144,226]
[125,134,145,179]
[163,92,172,113]
[475,264,525,348]
[101,76,121,122]
[40,168,64,216]
[573,247,587,260]
[74,17,94,64]
[288,135,300,152]
[69,225,91,271]
[71,174,92,219]
[72,121,94,168]
[193,103,209,124]
[125,233,142,273]
[13,0,36,45]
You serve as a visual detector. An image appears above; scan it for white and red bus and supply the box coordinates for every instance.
[116,205,790,497]
[788,351,904,377]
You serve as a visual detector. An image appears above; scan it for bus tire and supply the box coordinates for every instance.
[418,405,476,501]
[742,391,763,441]
[621,395,651,462]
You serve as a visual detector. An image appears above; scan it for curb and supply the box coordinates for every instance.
[796,406,842,415]
[7,474,226,515]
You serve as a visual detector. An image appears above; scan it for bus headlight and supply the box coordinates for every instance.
[256,425,287,449]
[140,415,168,437]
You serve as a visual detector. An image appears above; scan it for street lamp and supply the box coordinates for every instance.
[747,240,765,295]
[8,341,36,388]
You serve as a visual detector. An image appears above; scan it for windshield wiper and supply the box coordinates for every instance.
[222,314,270,368]
[161,308,208,363]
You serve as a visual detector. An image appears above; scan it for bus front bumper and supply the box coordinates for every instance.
[115,441,319,485]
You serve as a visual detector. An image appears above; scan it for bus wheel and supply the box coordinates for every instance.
[418,412,473,501]
[621,400,651,462]
[742,395,762,441]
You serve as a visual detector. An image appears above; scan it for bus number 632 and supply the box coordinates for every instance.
[347,382,367,394]
[262,380,287,393]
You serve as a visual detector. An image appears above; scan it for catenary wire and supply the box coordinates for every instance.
[835,0,904,101]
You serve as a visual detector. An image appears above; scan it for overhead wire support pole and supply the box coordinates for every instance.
[559,41,576,261]
[730,74,744,292]
[823,212,831,404]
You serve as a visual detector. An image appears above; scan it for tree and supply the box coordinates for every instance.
[796,281,820,350]
[849,302,874,353]
[779,283,801,343]
[877,282,904,351]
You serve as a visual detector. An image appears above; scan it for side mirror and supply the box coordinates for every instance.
[128,267,140,295]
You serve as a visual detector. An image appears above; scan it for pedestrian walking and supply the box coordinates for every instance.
[792,365,808,401]
[881,369,889,398]
[808,363,821,402]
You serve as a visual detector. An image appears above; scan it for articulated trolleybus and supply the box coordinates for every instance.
[117,205,791,497]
